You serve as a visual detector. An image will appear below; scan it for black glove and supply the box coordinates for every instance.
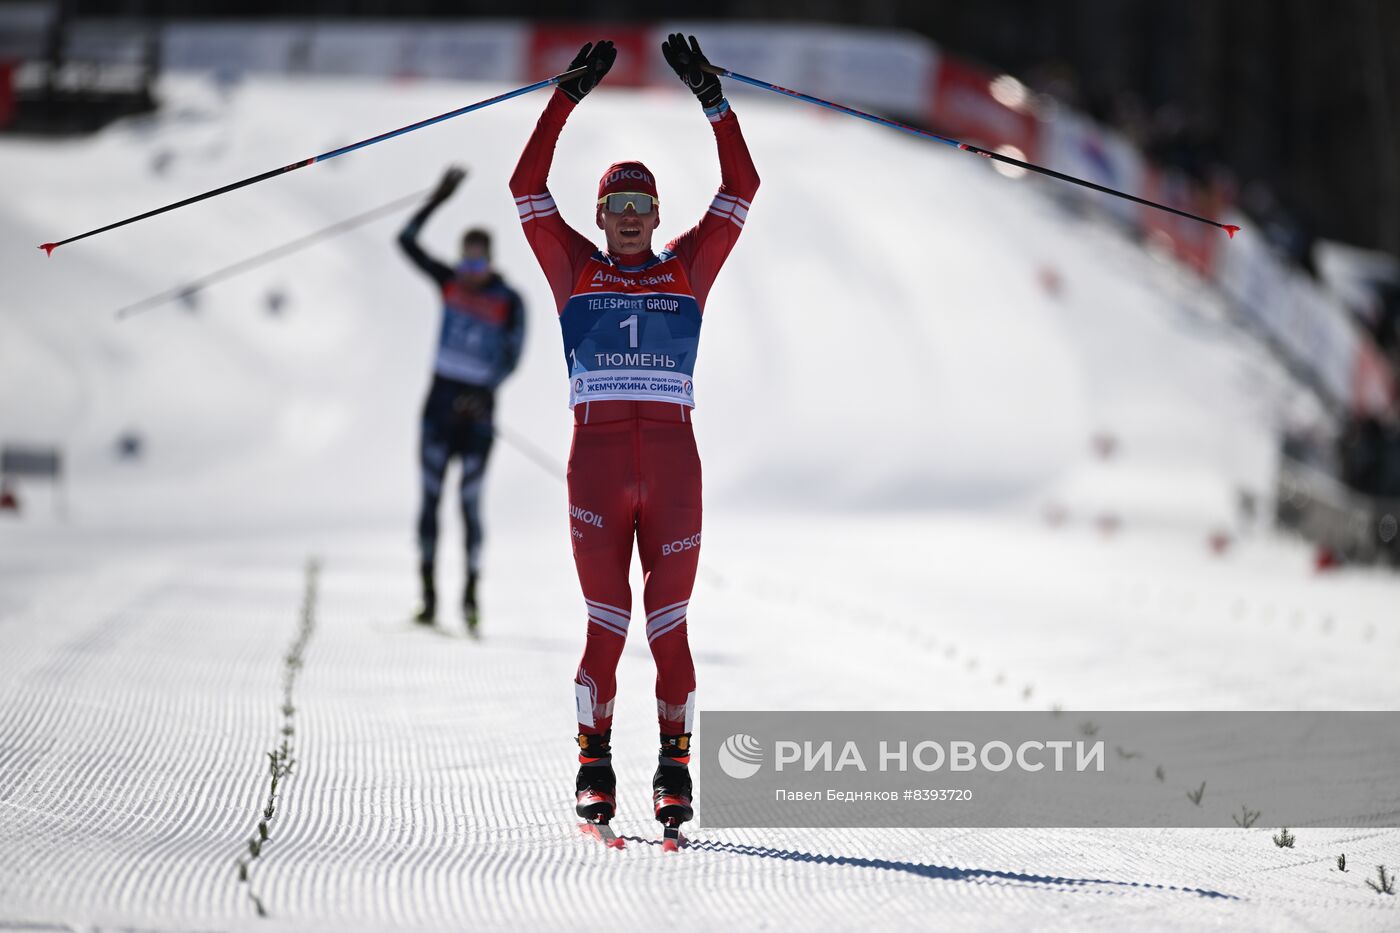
[557,40,616,104]
[431,165,466,203]
[661,33,723,110]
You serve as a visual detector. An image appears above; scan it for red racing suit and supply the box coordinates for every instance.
[510,88,759,736]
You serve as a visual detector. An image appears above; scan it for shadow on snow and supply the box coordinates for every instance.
[618,836,1237,900]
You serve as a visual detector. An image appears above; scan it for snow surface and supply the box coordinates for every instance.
[1,74,1397,932]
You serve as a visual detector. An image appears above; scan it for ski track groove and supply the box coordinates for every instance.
[0,554,307,926]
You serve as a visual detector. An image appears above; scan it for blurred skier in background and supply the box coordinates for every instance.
[398,166,526,635]
[510,34,759,835]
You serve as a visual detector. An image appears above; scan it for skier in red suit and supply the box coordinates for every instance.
[510,34,759,831]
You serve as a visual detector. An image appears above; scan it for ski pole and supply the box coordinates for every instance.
[491,422,567,480]
[38,65,589,256]
[703,64,1240,238]
[113,186,435,320]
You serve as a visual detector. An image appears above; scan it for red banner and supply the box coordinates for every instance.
[1138,166,1223,278]
[526,26,651,86]
[928,56,1038,158]
[0,62,15,129]
[1351,337,1397,416]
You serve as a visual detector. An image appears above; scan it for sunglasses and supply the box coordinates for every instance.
[597,192,658,214]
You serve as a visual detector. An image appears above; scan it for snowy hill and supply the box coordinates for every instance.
[1,75,1395,932]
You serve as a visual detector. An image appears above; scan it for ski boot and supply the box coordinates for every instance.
[576,731,623,848]
[414,562,436,625]
[463,570,480,637]
[653,732,693,850]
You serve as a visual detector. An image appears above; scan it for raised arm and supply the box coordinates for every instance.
[666,104,759,308]
[398,166,464,287]
[659,34,761,308]
[509,42,616,312]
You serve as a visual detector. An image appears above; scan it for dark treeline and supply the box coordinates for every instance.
[60,0,1400,257]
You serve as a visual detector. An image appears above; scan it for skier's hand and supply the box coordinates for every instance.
[557,41,616,104]
[661,33,723,110]
[432,165,466,202]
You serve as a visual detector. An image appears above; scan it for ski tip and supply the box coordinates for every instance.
[38,243,57,256]
[579,820,625,848]
[1222,224,1240,239]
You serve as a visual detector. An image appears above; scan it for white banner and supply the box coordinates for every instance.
[569,369,695,408]
[1039,108,1144,226]
[308,21,527,81]
[1216,220,1360,407]
[164,22,318,75]
[163,20,528,81]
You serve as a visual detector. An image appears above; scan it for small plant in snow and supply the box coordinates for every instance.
[1155,765,1165,782]
[1187,781,1205,806]
[1231,805,1260,829]
[1114,746,1140,760]
[235,556,319,910]
[1366,865,1395,895]
[1336,854,1346,872]
[1273,827,1295,848]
